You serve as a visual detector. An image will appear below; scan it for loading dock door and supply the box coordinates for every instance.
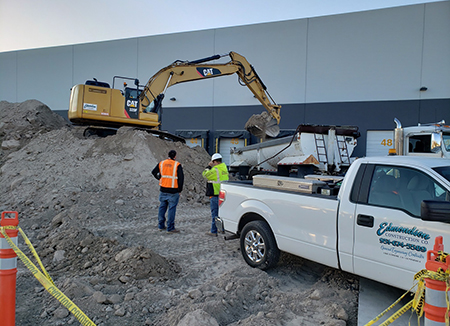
[175,130,209,151]
[214,130,250,166]
[218,138,246,166]
[366,130,394,156]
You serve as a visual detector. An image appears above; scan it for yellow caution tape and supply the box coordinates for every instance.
[363,285,414,326]
[378,299,413,326]
[0,226,96,326]
[438,250,449,263]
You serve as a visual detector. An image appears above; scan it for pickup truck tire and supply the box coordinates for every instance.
[240,221,280,270]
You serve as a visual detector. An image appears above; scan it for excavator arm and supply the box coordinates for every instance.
[138,51,281,138]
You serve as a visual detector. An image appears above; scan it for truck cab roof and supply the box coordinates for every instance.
[357,155,450,169]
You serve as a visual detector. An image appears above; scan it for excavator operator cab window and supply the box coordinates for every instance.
[125,88,139,99]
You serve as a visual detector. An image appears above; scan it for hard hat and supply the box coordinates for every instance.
[211,153,222,161]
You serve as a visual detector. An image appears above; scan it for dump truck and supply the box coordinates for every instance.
[393,118,450,158]
[228,124,360,178]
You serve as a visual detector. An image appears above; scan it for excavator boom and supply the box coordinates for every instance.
[139,51,281,137]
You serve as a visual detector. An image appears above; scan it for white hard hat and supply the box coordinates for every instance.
[211,153,222,161]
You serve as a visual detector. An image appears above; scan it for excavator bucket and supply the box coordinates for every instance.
[245,111,280,138]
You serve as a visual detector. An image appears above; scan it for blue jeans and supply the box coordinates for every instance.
[209,196,219,234]
[158,192,180,232]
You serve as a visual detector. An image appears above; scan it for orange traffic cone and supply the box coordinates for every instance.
[423,236,450,326]
[0,211,19,326]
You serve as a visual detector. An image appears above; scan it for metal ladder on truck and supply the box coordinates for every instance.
[313,133,328,166]
[335,135,350,165]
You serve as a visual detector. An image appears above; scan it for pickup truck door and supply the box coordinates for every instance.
[351,163,450,291]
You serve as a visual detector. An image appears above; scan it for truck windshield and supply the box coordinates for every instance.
[443,133,450,151]
[433,166,450,183]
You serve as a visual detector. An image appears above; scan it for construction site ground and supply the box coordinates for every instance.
[358,279,419,326]
[0,100,360,325]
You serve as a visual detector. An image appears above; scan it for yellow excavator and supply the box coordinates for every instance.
[68,51,281,140]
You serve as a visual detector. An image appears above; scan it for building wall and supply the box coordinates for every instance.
[0,2,449,156]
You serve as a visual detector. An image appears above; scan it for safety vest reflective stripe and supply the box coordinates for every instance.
[159,159,179,188]
[208,169,221,184]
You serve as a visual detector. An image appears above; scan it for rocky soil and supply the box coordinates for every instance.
[0,100,359,325]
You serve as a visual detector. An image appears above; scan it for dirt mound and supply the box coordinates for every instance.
[0,100,69,165]
[38,224,180,282]
[0,100,68,133]
[0,125,211,215]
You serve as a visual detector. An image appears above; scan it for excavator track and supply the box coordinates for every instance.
[80,125,185,143]
[136,128,186,143]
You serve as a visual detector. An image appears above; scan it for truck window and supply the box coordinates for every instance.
[443,134,450,151]
[367,165,450,216]
[433,166,450,183]
[408,135,431,153]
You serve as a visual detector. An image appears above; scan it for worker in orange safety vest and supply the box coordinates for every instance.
[152,150,184,233]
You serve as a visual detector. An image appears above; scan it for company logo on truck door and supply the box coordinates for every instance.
[376,222,430,262]
[196,67,221,77]
[376,222,430,241]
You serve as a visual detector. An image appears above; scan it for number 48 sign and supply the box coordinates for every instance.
[366,131,394,156]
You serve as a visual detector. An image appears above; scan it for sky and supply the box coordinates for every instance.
[0,0,444,53]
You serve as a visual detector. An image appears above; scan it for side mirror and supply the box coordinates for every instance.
[421,200,450,223]
[431,133,442,153]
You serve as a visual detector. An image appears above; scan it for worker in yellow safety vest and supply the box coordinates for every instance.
[152,150,184,233]
[202,153,229,236]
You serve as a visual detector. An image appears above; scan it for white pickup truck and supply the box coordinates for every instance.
[217,156,450,291]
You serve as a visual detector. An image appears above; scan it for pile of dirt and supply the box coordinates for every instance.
[38,225,181,282]
[0,100,69,166]
[0,100,359,325]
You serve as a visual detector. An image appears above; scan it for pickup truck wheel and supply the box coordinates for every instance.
[240,221,280,270]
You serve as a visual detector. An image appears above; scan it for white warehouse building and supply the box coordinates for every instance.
[0,1,449,157]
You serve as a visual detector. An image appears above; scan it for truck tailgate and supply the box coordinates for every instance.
[220,182,340,268]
